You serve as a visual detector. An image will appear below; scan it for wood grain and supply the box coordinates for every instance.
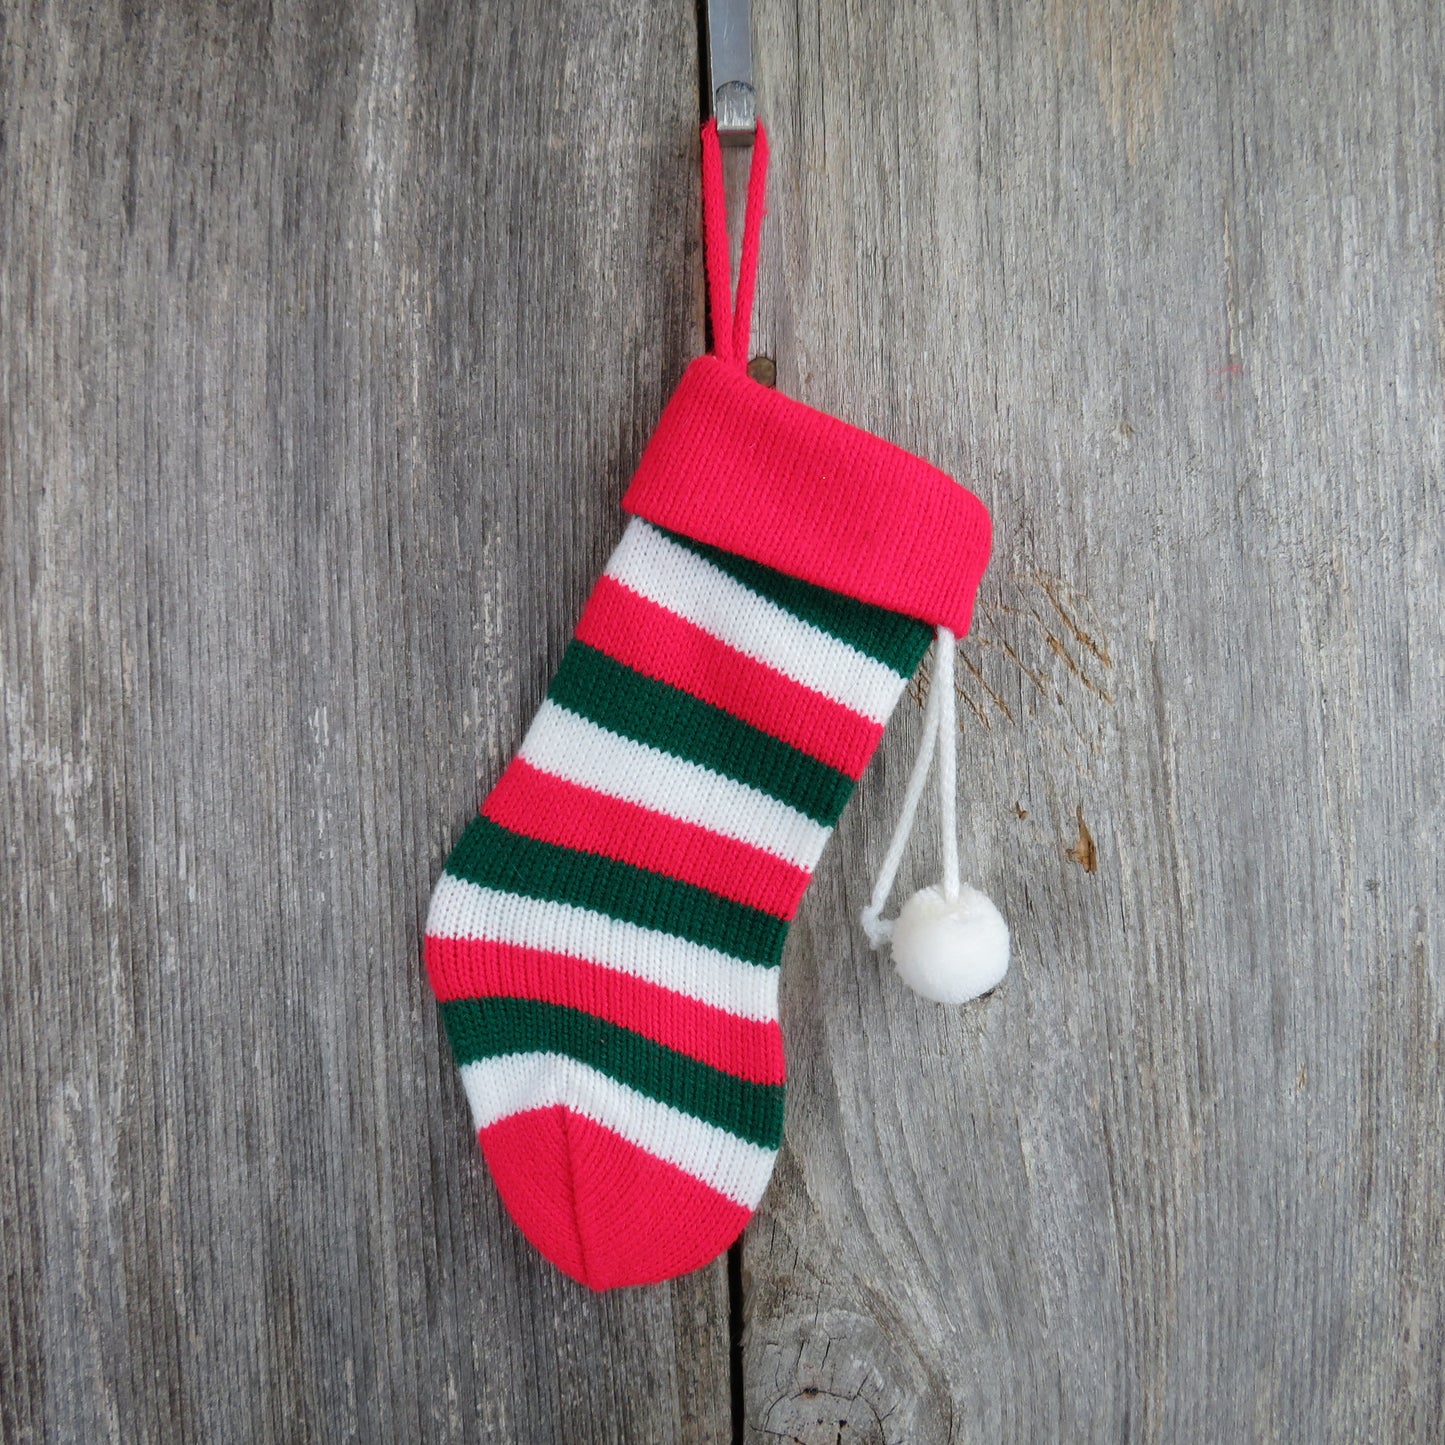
[0,2,727,1441]
[4,0,1442,1441]
[742,1,1445,1441]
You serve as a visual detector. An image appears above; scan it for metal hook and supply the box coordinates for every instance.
[706,0,755,145]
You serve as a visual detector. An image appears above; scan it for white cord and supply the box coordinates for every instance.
[860,626,958,947]
[935,626,960,902]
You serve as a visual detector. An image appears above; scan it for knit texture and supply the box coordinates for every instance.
[425,519,931,1289]
[624,355,993,635]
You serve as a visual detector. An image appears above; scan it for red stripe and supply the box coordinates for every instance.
[425,934,786,1085]
[576,575,882,778]
[481,757,809,920]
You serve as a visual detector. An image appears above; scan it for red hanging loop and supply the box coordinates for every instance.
[700,117,770,372]
[731,124,769,364]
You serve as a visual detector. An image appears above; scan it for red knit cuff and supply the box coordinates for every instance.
[622,355,992,635]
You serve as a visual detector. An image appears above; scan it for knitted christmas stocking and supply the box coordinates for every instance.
[424,121,1001,1290]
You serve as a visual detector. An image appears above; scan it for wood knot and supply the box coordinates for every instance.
[1067,806,1098,873]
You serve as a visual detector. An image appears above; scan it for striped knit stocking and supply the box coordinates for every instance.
[426,519,932,1287]
[423,122,996,1289]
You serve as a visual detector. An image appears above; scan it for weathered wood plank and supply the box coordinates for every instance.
[0,2,728,1440]
[743,1,1444,1440]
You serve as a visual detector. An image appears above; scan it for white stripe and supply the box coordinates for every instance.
[607,520,906,725]
[460,1053,777,1207]
[518,700,829,871]
[426,874,779,1020]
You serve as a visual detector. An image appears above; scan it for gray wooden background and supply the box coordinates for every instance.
[3,0,1441,1440]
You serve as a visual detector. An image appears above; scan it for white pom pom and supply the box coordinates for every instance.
[890,884,1010,1004]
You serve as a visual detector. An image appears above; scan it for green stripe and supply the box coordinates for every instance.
[548,643,854,826]
[657,525,934,676]
[441,996,785,1148]
[444,815,786,968]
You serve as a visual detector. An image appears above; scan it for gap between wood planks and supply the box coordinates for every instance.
[692,4,766,1437]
